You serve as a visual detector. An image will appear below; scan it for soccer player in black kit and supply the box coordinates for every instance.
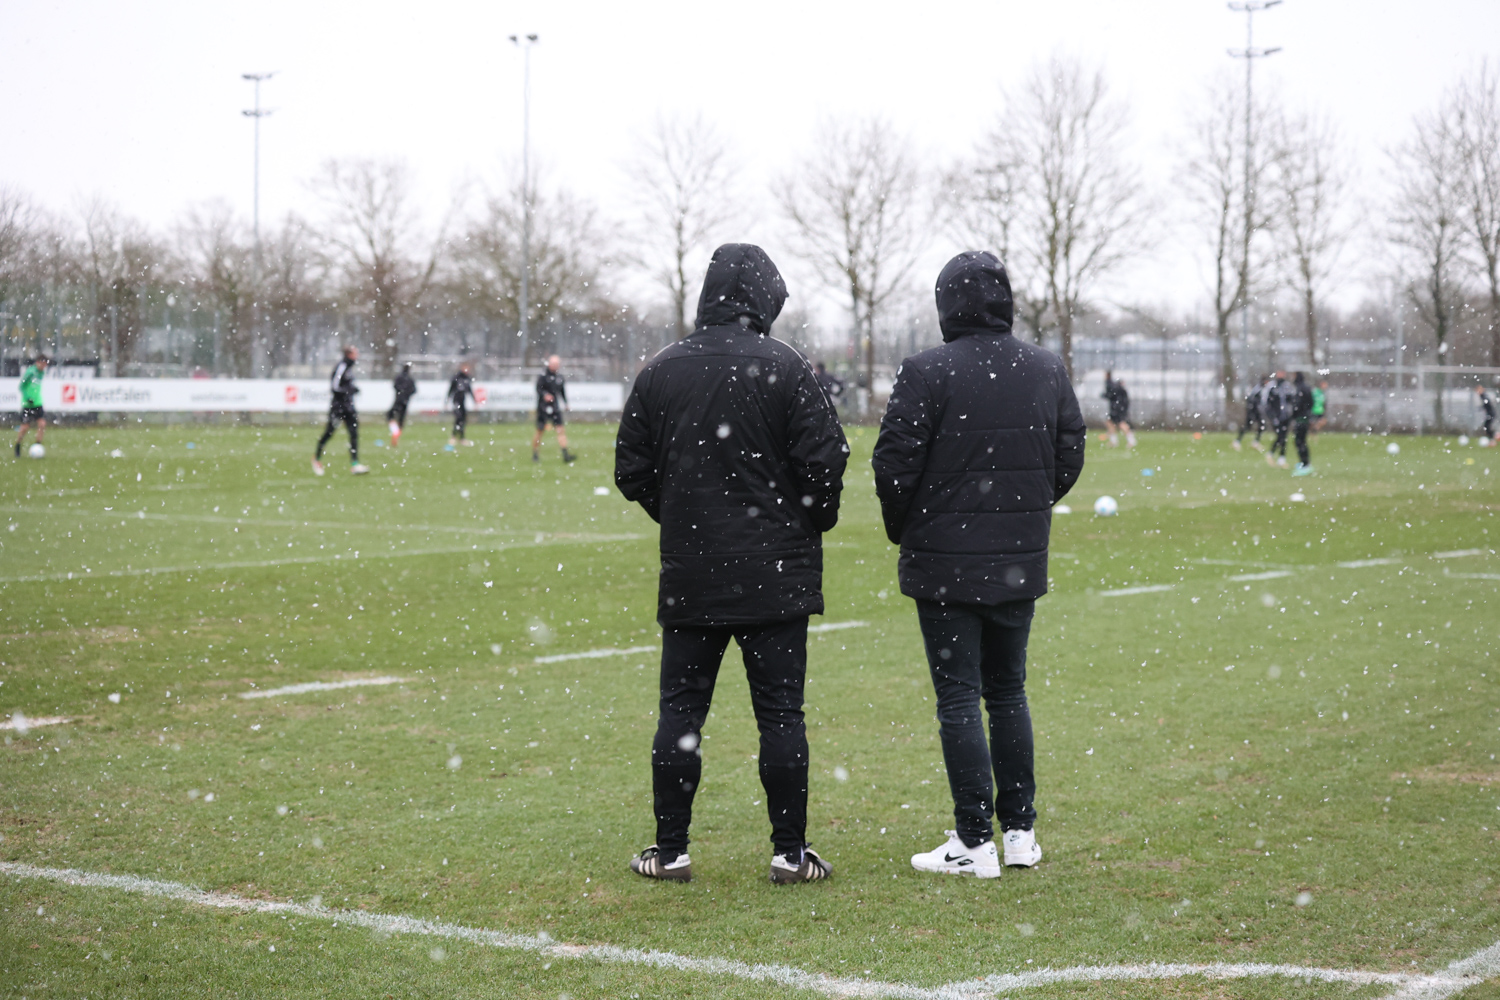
[532,355,574,463]
[314,346,368,476]
[1476,384,1497,443]
[387,362,416,449]
[446,362,476,451]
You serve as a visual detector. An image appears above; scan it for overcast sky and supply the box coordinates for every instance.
[3,0,1498,324]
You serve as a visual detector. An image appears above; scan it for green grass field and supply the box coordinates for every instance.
[1,421,1497,999]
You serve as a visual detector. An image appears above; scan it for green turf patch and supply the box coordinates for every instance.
[2,423,1497,998]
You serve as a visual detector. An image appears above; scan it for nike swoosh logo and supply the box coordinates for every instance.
[943,853,973,864]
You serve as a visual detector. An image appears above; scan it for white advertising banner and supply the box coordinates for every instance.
[3,378,623,414]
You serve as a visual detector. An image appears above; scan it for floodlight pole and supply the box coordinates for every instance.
[1228,1,1280,390]
[509,33,538,368]
[242,72,276,375]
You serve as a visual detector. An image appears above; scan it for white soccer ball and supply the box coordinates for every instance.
[1458,435,1470,446]
[27,443,45,459]
[1386,442,1401,456]
[1093,495,1119,517]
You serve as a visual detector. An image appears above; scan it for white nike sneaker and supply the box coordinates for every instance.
[910,831,1001,878]
[1002,828,1043,867]
[350,463,370,475]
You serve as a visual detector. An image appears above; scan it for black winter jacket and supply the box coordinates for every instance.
[872,251,1086,606]
[616,244,848,627]
[393,371,417,405]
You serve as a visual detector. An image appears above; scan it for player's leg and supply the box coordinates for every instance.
[737,617,829,883]
[632,625,732,880]
[1104,418,1118,446]
[908,599,1002,877]
[1294,419,1311,472]
[532,421,545,461]
[14,418,31,457]
[977,599,1041,866]
[33,416,44,444]
[386,404,402,447]
[555,421,574,462]
[1122,419,1136,448]
[314,409,338,473]
[345,408,366,473]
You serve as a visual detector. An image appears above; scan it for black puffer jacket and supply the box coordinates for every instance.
[872,251,1086,605]
[616,244,849,626]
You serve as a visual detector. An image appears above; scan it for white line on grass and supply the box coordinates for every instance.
[1226,570,1296,582]
[1338,557,1402,568]
[809,620,870,633]
[1,861,1494,999]
[1,714,71,732]
[239,677,408,700]
[534,646,659,664]
[1444,571,1500,581]
[0,533,643,584]
[1432,548,1490,559]
[1099,584,1175,597]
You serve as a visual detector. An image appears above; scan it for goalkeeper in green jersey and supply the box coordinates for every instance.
[13,355,47,458]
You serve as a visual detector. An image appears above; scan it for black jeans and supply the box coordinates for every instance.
[652,617,809,857]
[1271,419,1289,457]
[915,598,1036,848]
[316,400,358,461]
[1294,417,1311,466]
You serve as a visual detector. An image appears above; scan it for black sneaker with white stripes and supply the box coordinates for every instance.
[629,844,692,882]
[769,846,832,885]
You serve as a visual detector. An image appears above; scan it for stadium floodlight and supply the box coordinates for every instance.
[241,72,277,256]
[508,34,539,367]
[1226,1,1280,390]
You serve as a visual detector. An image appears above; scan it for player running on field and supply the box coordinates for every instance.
[13,354,47,458]
[313,346,368,476]
[446,362,476,451]
[1102,371,1135,448]
[532,355,574,463]
[1476,384,1496,443]
[1233,376,1269,451]
[387,362,416,448]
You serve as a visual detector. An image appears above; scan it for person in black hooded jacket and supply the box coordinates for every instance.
[873,251,1084,877]
[615,243,848,885]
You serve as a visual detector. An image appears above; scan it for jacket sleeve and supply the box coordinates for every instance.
[1053,369,1086,501]
[614,374,661,523]
[870,362,934,545]
[784,362,848,533]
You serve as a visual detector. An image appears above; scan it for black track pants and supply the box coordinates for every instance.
[651,617,809,857]
[317,401,358,462]
[1272,420,1289,457]
[915,598,1036,848]
[452,404,467,438]
[1294,417,1311,466]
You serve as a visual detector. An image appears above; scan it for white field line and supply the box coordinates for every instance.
[534,645,659,664]
[0,533,642,584]
[1099,584,1175,597]
[1432,548,1489,559]
[1,861,1494,999]
[1226,570,1295,582]
[239,677,408,700]
[1444,571,1500,581]
[1,714,71,732]
[1338,557,1402,568]
[809,620,870,633]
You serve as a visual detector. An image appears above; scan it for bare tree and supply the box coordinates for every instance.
[261,214,327,371]
[1270,110,1350,367]
[983,56,1147,379]
[624,114,740,339]
[448,171,614,359]
[777,116,925,396]
[311,158,443,373]
[1391,99,1467,426]
[175,200,257,375]
[1181,76,1276,411]
[1453,62,1500,366]
[78,197,163,368]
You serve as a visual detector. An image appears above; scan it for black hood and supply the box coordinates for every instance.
[695,243,787,335]
[935,251,1014,342]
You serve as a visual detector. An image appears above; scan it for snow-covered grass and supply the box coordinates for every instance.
[1,423,1497,998]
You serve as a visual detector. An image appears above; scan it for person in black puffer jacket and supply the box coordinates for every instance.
[873,250,1084,878]
[615,243,848,885]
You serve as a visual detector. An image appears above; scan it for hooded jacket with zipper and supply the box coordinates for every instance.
[615,244,848,627]
[872,251,1085,606]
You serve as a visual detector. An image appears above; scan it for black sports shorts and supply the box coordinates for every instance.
[536,407,564,429]
[20,406,44,424]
